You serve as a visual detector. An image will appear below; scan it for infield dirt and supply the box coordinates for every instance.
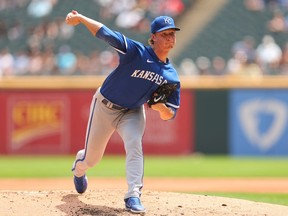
[1,177,288,216]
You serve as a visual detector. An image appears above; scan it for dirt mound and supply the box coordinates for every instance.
[1,178,288,215]
[1,189,288,216]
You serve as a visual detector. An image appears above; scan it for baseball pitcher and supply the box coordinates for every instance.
[66,10,181,213]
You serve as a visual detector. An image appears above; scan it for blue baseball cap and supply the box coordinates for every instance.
[151,16,180,33]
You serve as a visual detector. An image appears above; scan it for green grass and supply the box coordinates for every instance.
[0,155,287,206]
[194,193,288,206]
[0,155,288,178]
[143,155,288,177]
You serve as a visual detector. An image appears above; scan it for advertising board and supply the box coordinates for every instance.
[230,90,288,156]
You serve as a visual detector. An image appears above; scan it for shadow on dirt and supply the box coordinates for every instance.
[56,194,129,216]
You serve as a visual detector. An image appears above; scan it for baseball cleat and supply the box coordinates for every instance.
[125,197,146,213]
[73,175,88,194]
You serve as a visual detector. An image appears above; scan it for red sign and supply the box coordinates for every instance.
[1,93,70,154]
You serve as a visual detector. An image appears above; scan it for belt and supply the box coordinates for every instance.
[101,99,128,111]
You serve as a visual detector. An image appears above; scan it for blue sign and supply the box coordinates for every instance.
[229,90,288,156]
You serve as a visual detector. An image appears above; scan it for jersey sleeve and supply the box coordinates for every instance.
[96,25,133,54]
[96,25,144,64]
[165,86,180,119]
[96,25,128,54]
[166,83,180,109]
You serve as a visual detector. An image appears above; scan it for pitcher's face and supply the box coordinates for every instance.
[153,29,177,51]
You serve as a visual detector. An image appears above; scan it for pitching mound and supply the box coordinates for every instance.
[1,189,288,216]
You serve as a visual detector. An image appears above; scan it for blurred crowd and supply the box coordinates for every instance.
[1,0,288,76]
[179,0,288,76]
[178,34,288,76]
[245,0,288,33]
[0,0,188,76]
[0,46,121,76]
[97,0,185,32]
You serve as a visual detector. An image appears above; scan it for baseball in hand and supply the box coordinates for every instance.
[66,10,80,26]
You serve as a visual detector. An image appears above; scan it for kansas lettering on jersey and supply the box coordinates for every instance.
[96,25,180,110]
[131,70,167,85]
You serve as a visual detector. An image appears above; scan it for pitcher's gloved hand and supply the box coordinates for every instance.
[147,83,177,107]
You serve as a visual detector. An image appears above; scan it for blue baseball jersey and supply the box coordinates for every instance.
[96,25,180,111]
